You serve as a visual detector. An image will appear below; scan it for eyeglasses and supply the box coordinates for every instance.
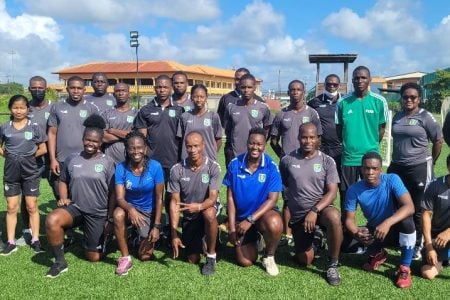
[402,95,418,101]
[326,83,339,88]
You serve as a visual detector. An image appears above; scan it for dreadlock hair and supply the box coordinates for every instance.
[123,130,151,185]
[83,114,106,140]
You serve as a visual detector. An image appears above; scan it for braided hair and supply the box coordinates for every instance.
[123,130,150,185]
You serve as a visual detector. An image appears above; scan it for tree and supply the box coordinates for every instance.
[0,82,24,95]
[424,69,450,113]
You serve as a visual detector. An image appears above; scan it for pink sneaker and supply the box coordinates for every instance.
[116,257,132,276]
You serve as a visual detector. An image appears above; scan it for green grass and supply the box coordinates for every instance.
[1,117,450,298]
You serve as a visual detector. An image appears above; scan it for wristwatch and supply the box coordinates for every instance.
[153,223,162,230]
[108,217,114,223]
[310,206,320,214]
[246,214,255,225]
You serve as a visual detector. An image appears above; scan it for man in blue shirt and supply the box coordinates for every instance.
[345,152,416,288]
[223,127,282,276]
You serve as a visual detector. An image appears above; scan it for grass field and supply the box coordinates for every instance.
[1,120,450,299]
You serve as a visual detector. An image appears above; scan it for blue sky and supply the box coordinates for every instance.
[1,0,450,92]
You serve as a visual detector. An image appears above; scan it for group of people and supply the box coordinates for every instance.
[0,66,448,288]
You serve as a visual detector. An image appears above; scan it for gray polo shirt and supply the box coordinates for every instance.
[48,100,99,163]
[28,100,52,141]
[422,175,450,237]
[0,120,44,156]
[391,109,442,166]
[177,110,222,161]
[168,157,221,220]
[224,99,272,156]
[84,93,116,113]
[280,150,340,223]
[101,107,138,165]
[175,96,194,112]
[271,105,322,156]
[61,153,115,216]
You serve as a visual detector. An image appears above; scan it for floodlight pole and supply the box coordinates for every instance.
[130,31,140,108]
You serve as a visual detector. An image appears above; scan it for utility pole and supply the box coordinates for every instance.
[9,50,16,83]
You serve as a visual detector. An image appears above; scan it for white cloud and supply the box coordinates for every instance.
[24,0,220,25]
[250,36,309,64]
[322,8,372,42]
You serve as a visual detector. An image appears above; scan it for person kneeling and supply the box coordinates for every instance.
[344,152,416,288]
[169,132,221,276]
[420,154,450,280]
[223,127,283,276]
[113,131,164,276]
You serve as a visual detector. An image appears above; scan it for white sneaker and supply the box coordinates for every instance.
[412,246,422,261]
[262,256,279,276]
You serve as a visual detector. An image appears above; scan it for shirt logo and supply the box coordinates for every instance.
[94,164,104,173]
[60,110,68,114]
[73,164,82,168]
[258,173,266,183]
[291,164,301,169]
[313,164,322,172]
[302,116,310,123]
[24,131,33,140]
[127,115,134,123]
[365,109,374,114]
[409,119,418,126]
[107,100,113,106]
[181,177,190,182]
[201,174,210,183]
[237,174,246,179]
[79,110,87,118]
[232,112,240,115]
[251,109,259,118]
[108,116,117,120]
[126,180,133,190]
[347,109,353,114]
[185,106,192,112]
[168,109,176,117]
[204,118,211,127]
[438,194,448,199]
[150,112,159,116]
[283,118,291,122]
[319,104,326,108]
[45,112,50,120]
[187,120,193,123]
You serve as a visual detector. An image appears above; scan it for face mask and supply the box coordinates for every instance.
[31,90,46,102]
[324,90,338,98]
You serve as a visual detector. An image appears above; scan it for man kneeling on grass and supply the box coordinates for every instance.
[223,127,283,276]
[344,152,416,288]
[169,131,221,276]
[420,153,450,280]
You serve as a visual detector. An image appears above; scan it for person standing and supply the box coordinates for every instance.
[84,72,116,113]
[172,71,194,112]
[387,82,443,260]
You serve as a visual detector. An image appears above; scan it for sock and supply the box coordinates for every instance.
[31,238,39,244]
[328,257,339,267]
[8,240,16,245]
[23,228,32,234]
[52,244,66,264]
[399,232,416,267]
[123,255,131,261]
[206,253,217,260]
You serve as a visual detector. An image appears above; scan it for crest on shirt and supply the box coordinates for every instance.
[168,109,176,117]
[107,100,113,106]
[258,173,266,183]
[313,164,322,172]
[185,106,192,112]
[24,131,33,140]
[202,174,210,183]
[79,110,87,118]
[408,119,418,126]
[126,180,133,190]
[45,112,50,120]
[251,109,259,118]
[94,164,104,173]
[302,116,310,123]
[127,115,134,123]
[204,118,211,127]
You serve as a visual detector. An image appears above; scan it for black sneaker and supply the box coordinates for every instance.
[1,243,17,256]
[31,240,45,253]
[201,257,216,276]
[326,264,341,286]
[46,262,68,278]
[63,235,75,250]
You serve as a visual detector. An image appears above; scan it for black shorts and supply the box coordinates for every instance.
[290,219,324,253]
[182,216,206,256]
[64,204,106,252]
[340,165,362,194]
[3,155,40,197]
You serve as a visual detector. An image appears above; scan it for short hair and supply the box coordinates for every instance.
[155,74,172,85]
[298,122,317,137]
[325,74,340,83]
[83,114,106,139]
[353,66,371,78]
[288,80,305,91]
[235,67,250,75]
[239,73,256,84]
[92,72,108,81]
[185,130,204,143]
[191,83,208,96]
[400,82,422,98]
[67,76,85,86]
[29,76,47,86]
[248,127,266,141]
[114,83,129,91]
[361,151,382,165]
[172,71,188,81]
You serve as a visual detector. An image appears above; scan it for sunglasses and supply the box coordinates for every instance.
[326,83,339,88]
[402,95,418,101]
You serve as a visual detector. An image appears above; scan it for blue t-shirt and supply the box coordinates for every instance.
[223,152,282,221]
[345,174,408,227]
[115,160,165,213]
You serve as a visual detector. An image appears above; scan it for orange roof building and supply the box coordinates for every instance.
[52,60,262,96]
